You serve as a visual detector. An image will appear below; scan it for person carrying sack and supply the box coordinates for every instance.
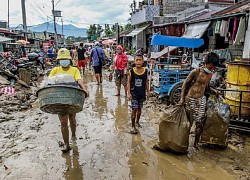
[180,52,220,149]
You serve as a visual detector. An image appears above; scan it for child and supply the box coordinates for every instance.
[49,48,89,153]
[127,53,150,134]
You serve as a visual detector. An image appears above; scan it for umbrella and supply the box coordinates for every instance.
[102,39,116,45]
[16,40,30,45]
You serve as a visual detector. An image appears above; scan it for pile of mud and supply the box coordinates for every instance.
[0,84,38,123]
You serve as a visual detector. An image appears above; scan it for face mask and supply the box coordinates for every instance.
[116,50,122,54]
[204,67,211,74]
[60,60,71,67]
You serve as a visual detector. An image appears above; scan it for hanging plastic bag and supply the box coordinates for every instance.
[156,105,191,153]
[200,95,230,149]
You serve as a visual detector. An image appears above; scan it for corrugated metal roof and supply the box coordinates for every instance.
[0,36,13,42]
[191,10,220,21]
[212,1,250,17]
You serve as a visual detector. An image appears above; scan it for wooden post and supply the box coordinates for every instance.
[18,68,31,86]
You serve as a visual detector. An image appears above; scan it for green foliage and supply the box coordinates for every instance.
[104,24,113,38]
[87,24,103,40]
[65,36,87,44]
[125,23,132,31]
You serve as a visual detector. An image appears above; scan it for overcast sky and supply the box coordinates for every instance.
[0,0,132,28]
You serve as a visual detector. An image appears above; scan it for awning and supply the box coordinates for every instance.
[0,36,13,43]
[126,24,150,37]
[151,21,210,56]
[182,21,211,38]
[150,47,178,59]
[151,34,204,48]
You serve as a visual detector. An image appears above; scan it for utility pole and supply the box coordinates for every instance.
[52,0,58,49]
[61,18,65,45]
[21,0,27,40]
[7,0,10,29]
[115,23,120,44]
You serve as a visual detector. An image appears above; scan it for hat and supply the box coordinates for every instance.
[57,48,72,60]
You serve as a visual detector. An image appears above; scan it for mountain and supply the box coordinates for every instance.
[27,22,87,37]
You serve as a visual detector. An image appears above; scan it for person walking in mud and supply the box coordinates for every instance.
[180,52,219,149]
[127,53,150,134]
[90,43,105,85]
[111,45,129,96]
[77,43,86,76]
[49,48,89,153]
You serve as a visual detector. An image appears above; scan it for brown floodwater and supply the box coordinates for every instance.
[0,70,249,180]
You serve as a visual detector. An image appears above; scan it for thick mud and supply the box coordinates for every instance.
[0,70,249,180]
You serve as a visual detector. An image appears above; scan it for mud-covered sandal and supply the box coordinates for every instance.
[61,146,72,153]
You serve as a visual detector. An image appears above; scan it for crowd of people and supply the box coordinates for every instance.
[45,42,220,153]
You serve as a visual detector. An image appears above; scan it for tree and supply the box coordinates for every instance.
[87,24,96,39]
[87,24,104,40]
[96,24,103,37]
[119,25,124,33]
[104,24,113,38]
[124,23,133,31]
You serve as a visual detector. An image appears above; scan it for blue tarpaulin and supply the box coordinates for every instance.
[151,34,204,48]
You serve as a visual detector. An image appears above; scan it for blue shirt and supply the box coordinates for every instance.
[90,46,105,66]
[47,48,53,54]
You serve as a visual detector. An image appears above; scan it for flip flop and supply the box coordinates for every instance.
[130,128,138,134]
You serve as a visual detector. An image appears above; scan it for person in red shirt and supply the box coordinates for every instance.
[111,45,129,96]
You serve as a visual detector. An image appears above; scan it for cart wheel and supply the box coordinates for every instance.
[169,83,183,105]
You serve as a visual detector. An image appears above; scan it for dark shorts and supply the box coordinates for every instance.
[93,65,102,74]
[131,99,144,109]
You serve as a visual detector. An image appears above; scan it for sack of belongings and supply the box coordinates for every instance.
[39,74,77,88]
[156,105,191,154]
[200,95,230,149]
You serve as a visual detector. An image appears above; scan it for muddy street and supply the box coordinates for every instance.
[0,70,249,180]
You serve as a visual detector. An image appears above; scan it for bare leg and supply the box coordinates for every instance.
[58,115,71,152]
[194,121,204,148]
[116,85,121,96]
[124,85,127,97]
[130,109,138,134]
[69,113,76,139]
[82,67,85,75]
[95,73,100,84]
[136,109,142,128]
[100,72,102,83]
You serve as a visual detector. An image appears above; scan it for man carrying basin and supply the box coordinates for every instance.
[49,48,89,153]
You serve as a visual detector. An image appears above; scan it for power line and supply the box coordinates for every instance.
[28,2,48,21]
[31,0,52,20]
[55,0,62,7]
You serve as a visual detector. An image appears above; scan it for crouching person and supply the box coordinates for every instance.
[49,48,89,153]
[180,52,219,149]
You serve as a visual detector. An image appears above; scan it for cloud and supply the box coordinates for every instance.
[0,0,132,28]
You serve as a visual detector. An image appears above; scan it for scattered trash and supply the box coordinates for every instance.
[0,75,10,85]
[1,86,15,96]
